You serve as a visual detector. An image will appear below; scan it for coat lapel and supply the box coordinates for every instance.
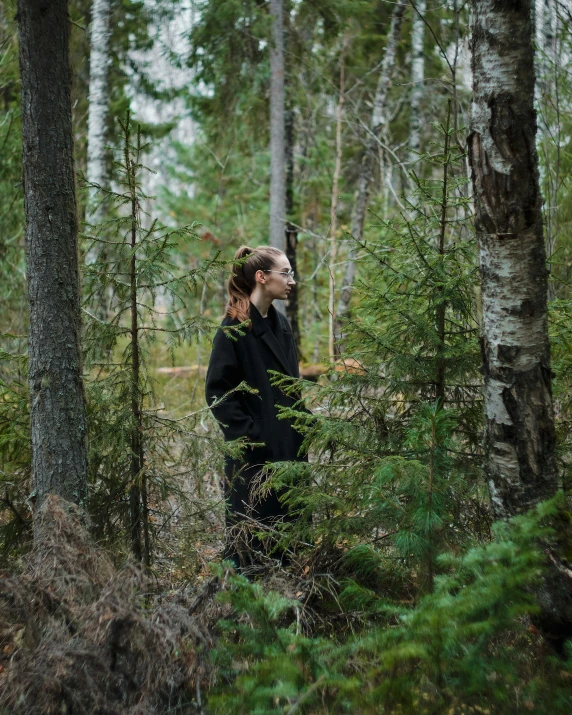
[250,304,296,377]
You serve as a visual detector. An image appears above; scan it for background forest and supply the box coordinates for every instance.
[1,0,572,713]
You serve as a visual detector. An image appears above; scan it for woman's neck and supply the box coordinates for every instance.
[249,286,273,318]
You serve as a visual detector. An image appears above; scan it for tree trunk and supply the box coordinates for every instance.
[335,1,406,341]
[86,0,111,227]
[535,0,559,299]
[125,125,146,564]
[269,0,285,252]
[435,101,452,408]
[129,182,144,564]
[469,0,571,637]
[285,107,301,354]
[17,0,88,507]
[409,0,426,163]
[468,0,557,518]
[328,35,348,364]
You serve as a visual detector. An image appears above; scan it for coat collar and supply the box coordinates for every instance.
[249,303,296,377]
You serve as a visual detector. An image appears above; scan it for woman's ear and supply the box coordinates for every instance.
[254,269,267,284]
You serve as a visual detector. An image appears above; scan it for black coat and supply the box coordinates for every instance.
[205,303,305,523]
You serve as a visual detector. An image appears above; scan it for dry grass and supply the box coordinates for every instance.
[0,494,227,714]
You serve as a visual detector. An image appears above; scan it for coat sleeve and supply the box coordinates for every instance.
[205,328,260,442]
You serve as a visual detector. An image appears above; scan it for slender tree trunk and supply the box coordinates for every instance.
[269,0,285,251]
[427,411,436,593]
[269,0,286,316]
[126,130,145,564]
[409,0,426,163]
[86,0,111,226]
[17,0,88,508]
[469,0,571,638]
[535,0,559,299]
[435,102,452,408]
[285,107,301,354]
[130,198,143,563]
[328,35,348,364]
[85,0,112,324]
[335,2,406,342]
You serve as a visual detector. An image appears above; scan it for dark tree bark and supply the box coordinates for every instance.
[285,107,301,356]
[469,0,571,638]
[17,0,88,507]
[129,161,144,564]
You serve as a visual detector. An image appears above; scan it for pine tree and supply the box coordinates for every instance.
[208,499,572,714]
[83,113,221,563]
[267,113,484,594]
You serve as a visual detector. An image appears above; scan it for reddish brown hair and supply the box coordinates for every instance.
[226,245,285,323]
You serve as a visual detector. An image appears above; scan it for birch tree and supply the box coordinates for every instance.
[269,0,285,253]
[469,0,571,630]
[329,35,348,364]
[409,0,426,163]
[17,0,88,506]
[335,1,406,337]
[535,0,559,293]
[86,0,112,233]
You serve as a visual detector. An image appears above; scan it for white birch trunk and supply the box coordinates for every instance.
[469,0,557,518]
[336,1,406,327]
[409,0,426,163]
[470,0,572,637]
[86,0,111,238]
[269,0,285,252]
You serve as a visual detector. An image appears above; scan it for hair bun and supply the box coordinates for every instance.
[234,245,253,260]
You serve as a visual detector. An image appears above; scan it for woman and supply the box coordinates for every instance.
[205,245,305,564]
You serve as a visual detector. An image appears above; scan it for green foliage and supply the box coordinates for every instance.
[348,496,565,713]
[0,3,29,555]
[0,353,31,557]
[536,10,572,296]
[82,113,222,560]
[265,120,485,599]
[209,564,335,714]
[549,297,572,493]
[0,0,25,336]
[208,499,572,714]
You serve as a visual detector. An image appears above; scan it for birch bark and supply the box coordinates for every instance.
[269,0,285,252]
[409,0,426,163]
[335,2,406,334]
[328,36,348,365]
[469,0,572,636]
[86,0,112,228]
[468,0,557,519]
[17,0,88,507]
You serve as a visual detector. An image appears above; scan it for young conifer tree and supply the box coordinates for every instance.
[269,110,485,594]
[83,114,221,564]
[208,497,572,714]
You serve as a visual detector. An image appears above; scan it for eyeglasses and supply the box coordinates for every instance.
[263,269,295,279]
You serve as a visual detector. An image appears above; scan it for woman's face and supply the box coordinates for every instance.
[257,257,296,301]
